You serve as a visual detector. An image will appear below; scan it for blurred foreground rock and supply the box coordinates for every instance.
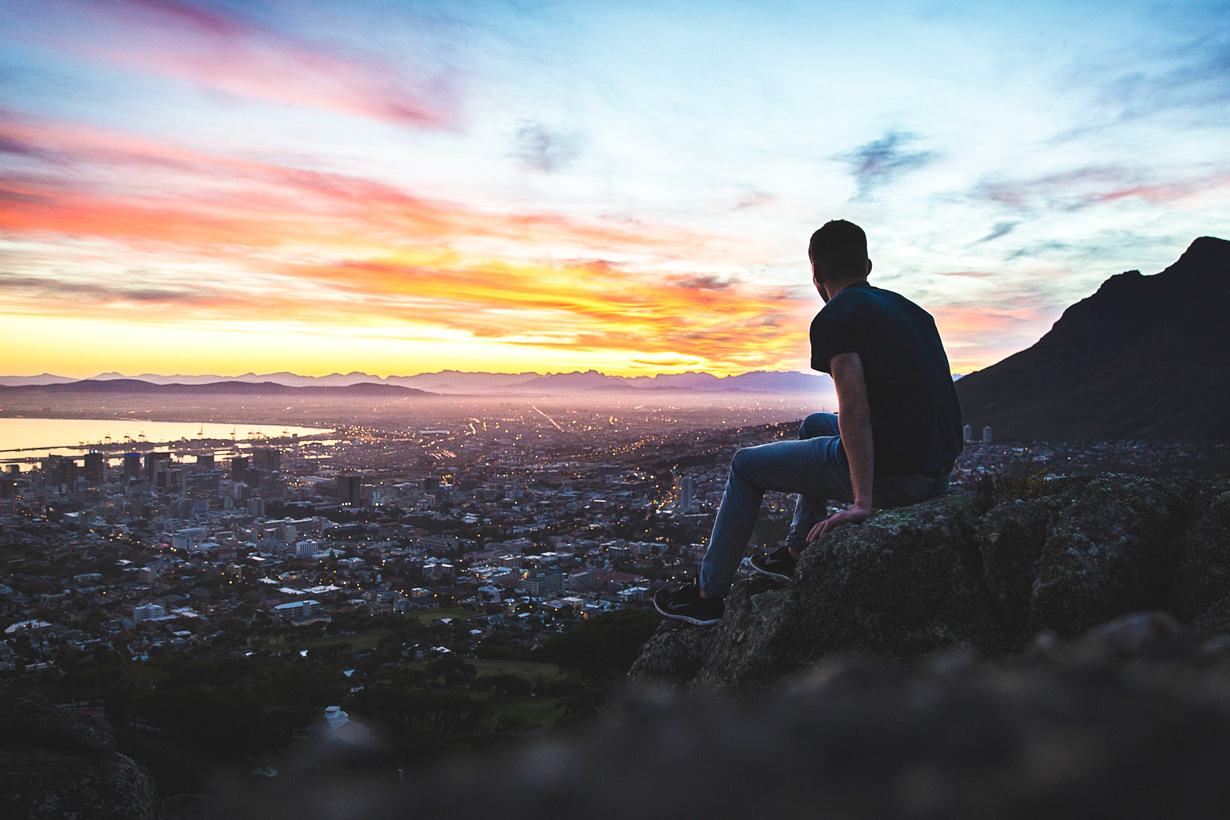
[0,680,161,819]
[210,611,1230,820]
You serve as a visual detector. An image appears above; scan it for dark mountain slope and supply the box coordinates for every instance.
[957,236,1230,441]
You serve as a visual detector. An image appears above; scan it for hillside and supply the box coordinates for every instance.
[956,236,1230,442]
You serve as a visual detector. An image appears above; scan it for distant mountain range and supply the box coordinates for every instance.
[0,369,839,397]
[12,237,1224,441]
[957,236,1230,442]
[0,379,433,397]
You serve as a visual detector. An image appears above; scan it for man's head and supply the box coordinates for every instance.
[809,220,871,301]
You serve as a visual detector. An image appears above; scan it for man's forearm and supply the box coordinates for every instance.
[839,403,874,509]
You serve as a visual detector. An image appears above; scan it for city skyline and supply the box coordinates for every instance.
[2,0,1228,378]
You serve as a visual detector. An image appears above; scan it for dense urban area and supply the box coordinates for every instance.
[1,402,1225,793]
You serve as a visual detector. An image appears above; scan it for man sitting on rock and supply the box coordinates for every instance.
[654,219,964,625]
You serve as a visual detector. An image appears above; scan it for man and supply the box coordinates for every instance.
[654,219,963,626]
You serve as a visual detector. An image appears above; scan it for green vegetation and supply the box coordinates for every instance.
[542,609,661,679]
[408,605,475,624]
[43,604,661,787]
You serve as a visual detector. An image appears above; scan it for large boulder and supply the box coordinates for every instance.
[0,681,162,819]
[1028,475,1192,635]
[632,473,1228,690]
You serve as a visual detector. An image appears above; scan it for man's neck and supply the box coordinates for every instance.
[823,277,869,301]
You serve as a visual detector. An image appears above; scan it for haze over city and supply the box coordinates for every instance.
[3,0,1228,381]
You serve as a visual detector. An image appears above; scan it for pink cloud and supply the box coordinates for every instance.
[978,166,1230,212]
[40,0,455,127]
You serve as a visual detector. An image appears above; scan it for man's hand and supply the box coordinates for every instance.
[807,504,874,542]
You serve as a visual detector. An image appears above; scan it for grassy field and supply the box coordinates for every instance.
[467,658,568,680]
[409,605,475,624]
[283,630,391,653]
[484,694,563,729]
[400,656,569,681]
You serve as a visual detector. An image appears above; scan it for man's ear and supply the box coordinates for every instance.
[866,259,873,276]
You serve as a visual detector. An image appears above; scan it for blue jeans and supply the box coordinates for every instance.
[698,413,950,596]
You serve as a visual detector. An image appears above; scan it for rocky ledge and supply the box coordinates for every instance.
[631,473,1230,690]
[0,680,161,819]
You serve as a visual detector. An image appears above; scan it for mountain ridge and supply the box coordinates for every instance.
[0,369,838,396]
[956,235,1230,442]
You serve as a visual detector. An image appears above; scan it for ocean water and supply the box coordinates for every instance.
[0,417,329,459]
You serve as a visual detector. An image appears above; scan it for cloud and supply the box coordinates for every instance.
[669,274,733,291]
[976,166,1230,213]
[1098,33,1230,120]
[1006,242,1070,261]
[838,131,938,198]
[733,191,774,210]
[0,114,813,373]
[0,273,233,307]
[511,122,584,172]
[32,0,456,127]
[937,271,999,279]
[974,221,1020,244]
[0,115,714,255]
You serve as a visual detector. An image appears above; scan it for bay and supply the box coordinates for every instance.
[0,417,330,460]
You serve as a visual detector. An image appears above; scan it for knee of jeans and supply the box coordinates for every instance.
[730,447,754,477]
[800,412,830,439]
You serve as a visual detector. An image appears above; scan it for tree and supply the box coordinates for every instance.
[542,609,660,680]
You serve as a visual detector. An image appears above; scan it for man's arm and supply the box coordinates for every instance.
[807,351,874,542]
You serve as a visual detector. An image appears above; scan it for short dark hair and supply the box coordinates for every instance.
[808,220,868,280]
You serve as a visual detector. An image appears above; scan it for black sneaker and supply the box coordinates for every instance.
[750,546,797,580]
[653,580,725,626]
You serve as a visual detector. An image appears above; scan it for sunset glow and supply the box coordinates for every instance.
[2,0,1227,379]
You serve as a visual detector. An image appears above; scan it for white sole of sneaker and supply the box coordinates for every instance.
[652,598,722,626]
[749,561,794,581]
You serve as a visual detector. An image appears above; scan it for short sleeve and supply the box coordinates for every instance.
[809,297,859,373]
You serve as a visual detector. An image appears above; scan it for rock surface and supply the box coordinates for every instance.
[631,473,1228,690]
[0,681,162,820]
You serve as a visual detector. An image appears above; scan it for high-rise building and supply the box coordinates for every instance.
[195,453,215,471]
[82,452,104,484]
[963,424,974,443]
[42,455,76,488]
[185,472,221,500]
[230,456,249,484]
[337,474,362,506]
[144,452,171,481]
[123,453,142,481]
[982,426,993,444]
[678,474,694,513]
[251,448,281,472]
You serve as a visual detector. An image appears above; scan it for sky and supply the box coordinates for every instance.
[1,0,1227,379]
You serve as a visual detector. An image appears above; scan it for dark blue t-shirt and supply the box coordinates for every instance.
[809,282,963,476]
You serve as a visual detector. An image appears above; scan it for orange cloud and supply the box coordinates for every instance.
[0,115,813,373]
